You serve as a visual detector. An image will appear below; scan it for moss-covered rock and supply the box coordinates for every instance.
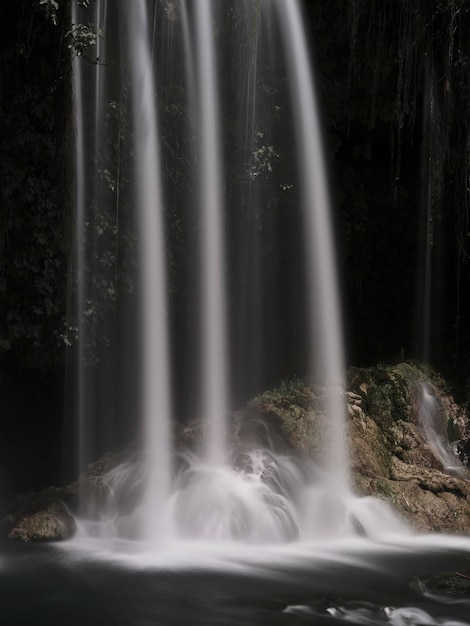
[1,447,135,542]
[247,362,470,534]
[247,378,322,454]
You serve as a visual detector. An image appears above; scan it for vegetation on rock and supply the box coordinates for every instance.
[248,363,470,534]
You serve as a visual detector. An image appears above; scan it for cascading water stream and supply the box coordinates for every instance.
[71,1,87,481]
[414,62,465,476]
[73,0,121,484]
[94,0,106,172]
[125,0,173,541]
[273,0,349,493]
[417,381,467,479]
[231,3,266,400]
[195,0,229,466]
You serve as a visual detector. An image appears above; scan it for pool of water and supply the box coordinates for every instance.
[2,535,470,625]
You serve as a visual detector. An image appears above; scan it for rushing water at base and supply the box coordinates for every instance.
[74,445,407,543]
[2,536,470,625]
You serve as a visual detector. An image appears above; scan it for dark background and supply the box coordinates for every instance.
[1,0,470,503]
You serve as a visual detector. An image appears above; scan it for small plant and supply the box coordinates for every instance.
[39,0,59,25]
[67,23,103,60]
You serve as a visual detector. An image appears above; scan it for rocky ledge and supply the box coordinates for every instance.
[3,362,470,541]
[1,489,76,542]
[245,362,470,534]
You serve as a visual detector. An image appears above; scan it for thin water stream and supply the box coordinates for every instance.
[274,0,348,492]
[194,0,229,466]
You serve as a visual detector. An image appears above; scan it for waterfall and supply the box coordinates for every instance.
[417,381,467,478]
[71,0,365,546]
[73,0,119,476]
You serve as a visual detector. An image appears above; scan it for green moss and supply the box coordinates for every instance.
[447,418,461,443]
[249,377,320,453]
[375,478,397,503]
[249,378,312,434]
[348,362,430,428]
[249,377,310,409]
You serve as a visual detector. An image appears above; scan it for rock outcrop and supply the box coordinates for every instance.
[249,362,470,533]
[1,448,133,542]
[1,488,77,542]
[3,362,470,540]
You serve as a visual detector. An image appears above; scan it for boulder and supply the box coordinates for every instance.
[1,447,134,542]
[4,499,76,542]
[248,362,470,534]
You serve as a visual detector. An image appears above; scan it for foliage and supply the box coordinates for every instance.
[249,377,310,409]
[38,0,59,25]
[66,23,102,59]
[0,0,118,370]
[0,0,74,369]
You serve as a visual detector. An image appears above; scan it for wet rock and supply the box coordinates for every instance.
[0,448,133,542]
[345,364,470,533]
[457,437,470,467]
[249,362,470,534]
[423,570,470,597]
[246,379,324,456]
[5,500,76,542]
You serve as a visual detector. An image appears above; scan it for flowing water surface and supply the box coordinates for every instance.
[2,536,470,625]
